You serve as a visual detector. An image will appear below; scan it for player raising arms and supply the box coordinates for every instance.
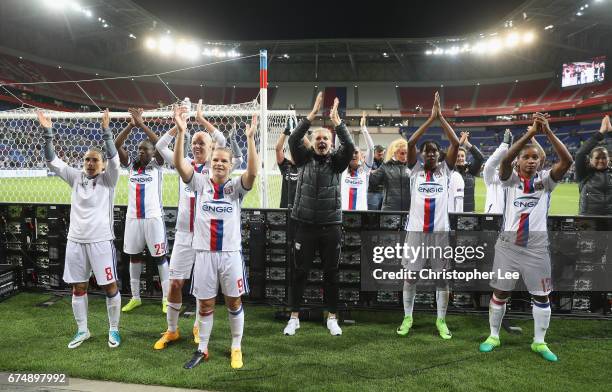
[483,129,546,214]
[115,108,169,313]
[153,100,241,349]
[397,91,460,339]
[341,111,374,211]
[38,110,122,349]
[173,105,258,370]
[479,113,573,362]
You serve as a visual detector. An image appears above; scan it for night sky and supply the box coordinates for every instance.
[134,0,527,41]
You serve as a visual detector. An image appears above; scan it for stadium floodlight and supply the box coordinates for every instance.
[425,50,433,55]
[83,9,92,18]
[487,38,502,54]
[159,36,175,56]
[576,12,583,16]
[433,48,443,55]
[43,0,67,11]
[544,25,554,30]
[505,32,520,47]
[145,37,157,50]
[176,41,200,60]
[448,46,459,55]
[472,41,486,54]
[128,33,136,39]
[69,1,81,12]
[522,31,535,43]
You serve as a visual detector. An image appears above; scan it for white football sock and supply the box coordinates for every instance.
[489,294,507,338]
[228,305,244,349]
[72,292,88,333]
[129,262,143,300]
[532,299,551,344]
[198,310,214,353]
[402,281,416,317]
[106,291,121,331]
[167,302,181,332]
[436,289,449,320]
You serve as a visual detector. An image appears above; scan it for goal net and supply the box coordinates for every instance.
[0,100,295,209]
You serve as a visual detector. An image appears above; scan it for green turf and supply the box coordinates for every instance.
[0,293,610,392]
[0,175,580,214]
[0,174,267,209]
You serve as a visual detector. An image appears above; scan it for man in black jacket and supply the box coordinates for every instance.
[283,92,355,336]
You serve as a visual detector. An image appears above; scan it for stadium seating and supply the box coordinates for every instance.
[399,86,439,109]
[443,85,476,109]
[506,79,551,106]
[475,82,514,108]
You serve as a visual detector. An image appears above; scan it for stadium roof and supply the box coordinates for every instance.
[0,0,610,82]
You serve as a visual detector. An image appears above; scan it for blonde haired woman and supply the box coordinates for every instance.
[369,137,411,211]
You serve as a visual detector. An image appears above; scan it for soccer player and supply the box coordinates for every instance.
[153,100,241,349]
[447,169,464,213]
[483,129,513,214]
[397,91,460,339]
[479,113,573,362]
[341,112,374,211]
[115,108,169,313]
[38,109,122,349]
[172,105,258,370]
[483,130,545,214]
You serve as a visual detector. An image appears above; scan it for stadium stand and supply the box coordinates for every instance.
[358,85,399,110]
[443,85,476,110]
[399,86,439,110]
[475,82,514,108]
[506,79,552,106]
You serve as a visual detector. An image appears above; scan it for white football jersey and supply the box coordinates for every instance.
[125,158,163,219]
[406,161,452,232]
[190,174,249,251]
[176,159,210,233]
[500,169,556,248]
[47,155,120,243]
[341,165,371,211]
[448,171,465,213]
[483,142,509,214]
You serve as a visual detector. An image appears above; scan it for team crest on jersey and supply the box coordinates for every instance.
[534,182,544,191]
[224,185,234,195]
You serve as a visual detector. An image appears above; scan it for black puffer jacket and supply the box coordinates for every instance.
[288,119,355,224]
[369,159,411,211]
[455,145,484,212]
[575,131,612,215]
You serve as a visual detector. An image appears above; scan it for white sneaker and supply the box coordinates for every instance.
[283,317,300,336]
[68,330,91,349]
[327,318,342,336]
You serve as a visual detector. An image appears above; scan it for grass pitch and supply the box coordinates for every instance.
[0,175,580,215]
[0,293,610,392]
